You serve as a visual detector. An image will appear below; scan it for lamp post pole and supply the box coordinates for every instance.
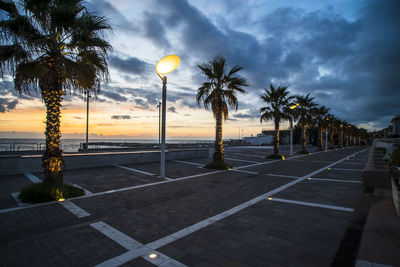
[325,128,328,151]
[157,101,161,146]
[85,91,90,153]
[289,114,294,156]
[160,77,167,179]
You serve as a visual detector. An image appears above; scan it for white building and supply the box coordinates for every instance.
[391,115,400,136]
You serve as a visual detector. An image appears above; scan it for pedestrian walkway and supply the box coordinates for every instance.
[0,146,371,266]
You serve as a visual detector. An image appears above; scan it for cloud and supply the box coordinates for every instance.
[73,116,83,120]
[0,98,18,113]
[111,115,131,120]
[108,55,151,75]
[168,106,177,113]
[100,89,128,102]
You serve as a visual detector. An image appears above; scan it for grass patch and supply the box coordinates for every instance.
[204,161,232,170]
[266,154,285,160]
[296,150,309,154]
[19,183,84,204]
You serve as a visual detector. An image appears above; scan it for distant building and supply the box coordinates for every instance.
[243,129,290,145]
[391,115,400,136]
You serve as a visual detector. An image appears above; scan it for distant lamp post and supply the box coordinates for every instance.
[340,124,344,148]
[157,101,162,146]
[289,103,299,156]
[156,55,180,179]
[85,91,91,153]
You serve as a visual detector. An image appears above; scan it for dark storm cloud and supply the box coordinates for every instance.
[168,106,177,113]
[108,55,151,75]
[0,98,18,113]
[142,11,171,49]
[111,115,131,120]
[100,89,128,102]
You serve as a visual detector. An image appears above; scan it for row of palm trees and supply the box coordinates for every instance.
[197,57,368,168]
[0,1,368,188]
[259,85,369,156]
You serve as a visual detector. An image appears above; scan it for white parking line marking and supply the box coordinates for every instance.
[329,168,363,171]
[266,173,299,179]
[91,222,187,267]
[59,200,90,218]
[73,184,93,195]
[225,158,260,164]
[310,178,362,184]
[11,192,30,207]
[173,160,203,166]
[268,197,354,212]
[231,169,258,175]
[0,149,366,215]
[115,164,155,176]
[24,173,41,183]
[98,148,367,266]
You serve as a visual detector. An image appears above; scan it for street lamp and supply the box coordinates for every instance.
[289,103,299,156]
[156,55,180,179]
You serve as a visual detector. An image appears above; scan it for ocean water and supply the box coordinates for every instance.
[0,138,214,152]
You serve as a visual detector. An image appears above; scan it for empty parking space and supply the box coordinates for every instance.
[157,200,351,266]
[34,166,163,193]
[273,179,363,208]
[314,169,364,181]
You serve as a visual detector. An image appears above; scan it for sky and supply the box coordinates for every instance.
[0,0,399,140]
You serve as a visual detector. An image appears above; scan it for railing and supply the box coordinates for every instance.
[0,142,46,152]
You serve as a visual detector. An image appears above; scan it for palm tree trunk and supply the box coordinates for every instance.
[213,111,224,163]
[330,131,334,148]
[274,119,280,155]
[319,127,323,150]
[42,89,64,187]
[301,126,306,151]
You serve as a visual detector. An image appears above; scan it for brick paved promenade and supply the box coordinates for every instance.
[0,146,370,266]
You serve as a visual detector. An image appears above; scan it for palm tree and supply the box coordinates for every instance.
[197,56,248,166]
[313,105,330,150]
[295,93,316,152]
[260,84,293,156]
[0,0,111,188]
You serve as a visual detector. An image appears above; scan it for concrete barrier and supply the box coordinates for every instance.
[0,149,209,175]
[362,141,391,188]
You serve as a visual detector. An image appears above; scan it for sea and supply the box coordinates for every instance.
[0,138,214,152]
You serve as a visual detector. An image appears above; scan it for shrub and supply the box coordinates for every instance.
[204,161,232,170]
[266,154,284,160]
[19,183,84,203]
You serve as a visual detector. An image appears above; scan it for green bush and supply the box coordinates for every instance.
[19,183,84,203]
[204,161,232,170]
[266,154,284,159]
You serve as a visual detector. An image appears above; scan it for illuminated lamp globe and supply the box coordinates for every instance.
[156,55,180,76]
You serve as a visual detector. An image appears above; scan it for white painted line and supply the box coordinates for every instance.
[94,148,369,266]
[59,200,90,218]
[173,160,203,166]
[310,178,362,184]
[231,169,258,175]
[338,162,366,165]
[268,197,354,212]
[115,164,155,176]
[266,174,300,179]
[329,168,363,171]
[73,184,93,195]
[0,149,366,215]
[24,173,41,183]
[91,221,187,267]
[90,221,143,250]
[225,158,260,164]
[234,153,265,158]
[11,192,30,207]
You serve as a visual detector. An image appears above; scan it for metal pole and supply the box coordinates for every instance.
[158,101,161,146]
[290,115,293,156]
[85,91,89,153]
[160,76,167,179]
[325,128,328,151]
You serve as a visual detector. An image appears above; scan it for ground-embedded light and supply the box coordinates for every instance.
[308,177,312,180]
[328,168,331,171]
[267,197,272,200]
[148,253,158,259]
